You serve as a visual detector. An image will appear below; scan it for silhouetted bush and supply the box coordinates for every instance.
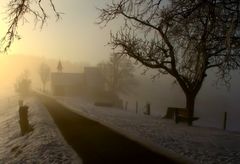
[15,70,31,97]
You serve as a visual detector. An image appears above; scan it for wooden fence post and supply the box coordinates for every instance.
[144,102,151,115]
[125,101,128,110]
[136,101,138,114]
[223,112,227,130]
[146,103,151,115]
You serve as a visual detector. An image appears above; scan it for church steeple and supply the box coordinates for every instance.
[57,60,63,72]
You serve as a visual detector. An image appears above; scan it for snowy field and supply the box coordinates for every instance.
[0,95,81,163]
[56,96,240,164]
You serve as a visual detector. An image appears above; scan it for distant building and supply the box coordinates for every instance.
[51,72,83,96]
[84,67,105,92]
[51,63,122,108]
[51,66,105,96]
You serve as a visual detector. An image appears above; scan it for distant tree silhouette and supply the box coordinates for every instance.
[98,53,136,94]
[39,62,51,92]
[98,0,240,125]
[1,0,61,52]
[15,70,31,97]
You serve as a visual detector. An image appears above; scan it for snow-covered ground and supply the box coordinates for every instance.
[0,96,82,163]
[56,96,240,164]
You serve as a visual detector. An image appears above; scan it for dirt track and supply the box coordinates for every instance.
[37,94,179,164]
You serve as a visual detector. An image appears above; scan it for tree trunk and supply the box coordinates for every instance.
[185,93,196,126]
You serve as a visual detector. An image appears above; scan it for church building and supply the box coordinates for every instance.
[51,61,105,96]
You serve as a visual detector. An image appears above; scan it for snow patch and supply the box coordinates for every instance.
[56,96,240,164]
[0,96,82,163]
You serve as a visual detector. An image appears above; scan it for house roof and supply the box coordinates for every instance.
[51,72,83,86]
[84,67,100,74]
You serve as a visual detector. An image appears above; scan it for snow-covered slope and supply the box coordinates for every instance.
[56,96,240,164]
[0,96,81,163]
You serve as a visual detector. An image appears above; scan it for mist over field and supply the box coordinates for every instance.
[122,70,240,132]
[0,55,88,92]
[1,54,239,132]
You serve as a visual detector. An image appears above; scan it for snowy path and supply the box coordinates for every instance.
[55,96,240,164]
[37,93,181,164]
[0,96,81,163]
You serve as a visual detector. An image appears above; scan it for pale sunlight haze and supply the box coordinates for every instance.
[0,0,115,64]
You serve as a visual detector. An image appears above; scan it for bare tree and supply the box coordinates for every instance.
[39,62,51,92]
[98,0,240,125]
[1,0,61,52]
[98,53,136,94]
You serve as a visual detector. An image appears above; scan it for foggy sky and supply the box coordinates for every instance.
[0,0,117,64]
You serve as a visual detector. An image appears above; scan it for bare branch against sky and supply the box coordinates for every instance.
[1,0,61,52]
